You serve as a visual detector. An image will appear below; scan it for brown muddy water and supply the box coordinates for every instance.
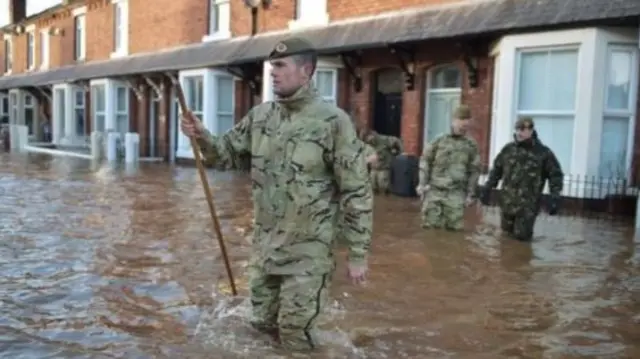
[1,152,639,359]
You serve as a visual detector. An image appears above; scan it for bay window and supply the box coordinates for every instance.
[491,27,639,198]
[516,48,578,173]
[177,69,236,159]
[53,84,89,145]
[599,46,637,179]
[24,94,35,136]
[312,69,338,105]
[89,79,130,135]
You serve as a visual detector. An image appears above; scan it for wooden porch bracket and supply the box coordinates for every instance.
[143,75,163,100]
[34,86,52,102]
[340,51,363,93]
[164,72,179,87]
[125,78,144,101]
[72,81,90,92]
[388,44,416,91]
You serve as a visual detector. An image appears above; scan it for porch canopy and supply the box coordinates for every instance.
[0,0,638,91]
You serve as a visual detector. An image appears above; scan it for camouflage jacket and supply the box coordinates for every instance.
[485,136,564,214]
[195,85,373,275]
[365,133,403,170]
[418,133,481,195]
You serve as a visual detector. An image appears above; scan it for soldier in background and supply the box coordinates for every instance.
[181,37,373,352]
[479,117,563,241]
[417,105,481,231]
[361,129,404,194]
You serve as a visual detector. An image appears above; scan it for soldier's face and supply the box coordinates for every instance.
[515,125,533,141]
[452,118,470,134]
[270,57,311,97]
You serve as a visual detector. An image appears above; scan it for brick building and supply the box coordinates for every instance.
[0,0,639,198]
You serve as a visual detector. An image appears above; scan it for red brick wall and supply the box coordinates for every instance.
[342,42,492,166]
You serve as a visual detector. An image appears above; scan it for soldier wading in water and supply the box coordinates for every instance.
[479,116,564,241]
[180,37,373,352]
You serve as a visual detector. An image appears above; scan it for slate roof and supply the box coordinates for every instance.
[0,0,638,90]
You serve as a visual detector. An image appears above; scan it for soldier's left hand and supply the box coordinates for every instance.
[366,153,378,167]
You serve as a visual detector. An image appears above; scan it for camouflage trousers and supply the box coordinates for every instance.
[421,189,465,231]
[249,266,331,351]
[370,169,390,193]
[500,208,538,241]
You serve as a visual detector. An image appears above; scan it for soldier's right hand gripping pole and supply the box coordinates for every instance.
[170,74,238,296]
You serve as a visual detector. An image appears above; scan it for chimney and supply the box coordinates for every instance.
[9,0,27,24]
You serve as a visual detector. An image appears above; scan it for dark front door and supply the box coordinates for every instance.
[372,68,403,137]
[373,92,402,137]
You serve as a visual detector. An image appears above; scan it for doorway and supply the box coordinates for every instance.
[372,68,403,137]
[424,65,462,143]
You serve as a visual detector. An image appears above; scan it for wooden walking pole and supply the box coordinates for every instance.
[172,77,238,296]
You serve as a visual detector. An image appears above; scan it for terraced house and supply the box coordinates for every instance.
[0,0,639,199]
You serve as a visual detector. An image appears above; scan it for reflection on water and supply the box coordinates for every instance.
[0,153,639,359]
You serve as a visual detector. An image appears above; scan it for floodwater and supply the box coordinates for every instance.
[1,152,639,359]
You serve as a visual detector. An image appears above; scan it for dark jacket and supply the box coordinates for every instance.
[485,132,564,214]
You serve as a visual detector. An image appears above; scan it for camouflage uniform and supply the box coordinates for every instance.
[418,105,481,231]
[194,37,373,351]
[480,117,563,241]
[364,132,403,193]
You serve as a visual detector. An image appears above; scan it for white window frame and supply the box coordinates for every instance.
[89,78,130,134]
[23,93,35,136]
[203,0,230,42]
[73,6,87,61]
[114,84,130,134]
[111,0,129,58]
[25,25,35,71]
[177,68,236,159]
[289,0,329,30]
[490,27,639,198]
[599,44,638,181]
[39,28,50,70]
[261,57,341,103]
[52,84,88,146]
[8,90,20,126]
[73,88,86,137]
[3,34,12,75]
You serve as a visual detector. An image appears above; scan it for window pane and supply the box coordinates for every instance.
[518,49,578,111]
[216,76,233,113]
[75,109,85,136]
[95,114,105,132]
[606,49,633,111]
[529,116,574,173]
[75,90,84,106]
[116,87,127,112]
[430,66,461,89]
[1,96,8,113]
[92,85,105,112]
[185,76,204,112]
[599,116,629,178]
[209,1,219,33]
[218,114,234,134]
[24,94,33,106]
[116,114,128,133]
[25,108,34,135]
[314,70,334,98]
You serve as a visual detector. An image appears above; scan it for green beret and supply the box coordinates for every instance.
[453,105,471,119]
[268,36,315,60]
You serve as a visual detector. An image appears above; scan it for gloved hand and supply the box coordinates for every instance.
[547,195,560,215]
[479,186,491,206]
